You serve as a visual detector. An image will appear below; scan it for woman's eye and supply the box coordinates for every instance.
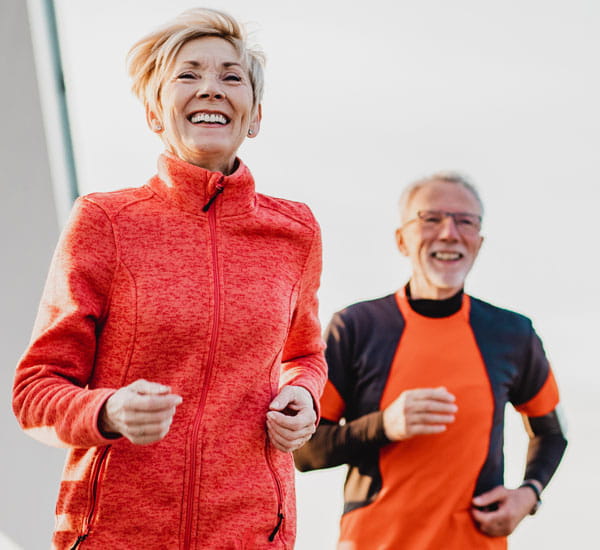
[224,74,242,82]
[177,72,196,80]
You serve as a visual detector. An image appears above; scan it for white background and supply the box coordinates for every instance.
[53,1,599,548]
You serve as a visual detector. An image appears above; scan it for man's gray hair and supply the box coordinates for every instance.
[398,171,484,224]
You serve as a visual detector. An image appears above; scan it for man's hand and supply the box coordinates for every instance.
[267,386,316,452]
[382,386,457,441]
[471,484,539,537]
[99,379,183,445]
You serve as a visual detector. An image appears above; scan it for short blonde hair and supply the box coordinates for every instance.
[127,8,265,118]
[398,171,484,224]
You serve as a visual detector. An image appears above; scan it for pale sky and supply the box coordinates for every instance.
[53,1,599,548]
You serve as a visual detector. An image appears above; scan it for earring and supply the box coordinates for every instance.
[247,129,254,136]
[152,121,163,132]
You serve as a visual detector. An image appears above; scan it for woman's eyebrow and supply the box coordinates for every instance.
[177,60,243,69]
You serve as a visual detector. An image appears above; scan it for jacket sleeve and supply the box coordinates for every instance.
[294,310,391,471]
[12,197,119,448]
[512,327,568,488]
[279,214,327,416]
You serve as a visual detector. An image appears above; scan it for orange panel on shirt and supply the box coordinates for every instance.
[321,379,345,422]
[339,292,505,550]
[515,367,560,417]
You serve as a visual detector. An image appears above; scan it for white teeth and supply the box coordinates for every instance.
[433,252,462,260]
[190,112,227,124]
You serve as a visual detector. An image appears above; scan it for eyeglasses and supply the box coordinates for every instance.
[405,210,482,235]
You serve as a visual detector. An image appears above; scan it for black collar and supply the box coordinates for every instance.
[405,283,464,318]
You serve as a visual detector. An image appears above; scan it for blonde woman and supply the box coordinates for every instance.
[13,9,326,549]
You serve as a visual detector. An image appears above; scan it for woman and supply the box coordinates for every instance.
[13,8,326,549]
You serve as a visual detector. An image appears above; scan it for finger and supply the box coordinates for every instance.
[269,387,294,411]
[407,424,448,436]
[266,421,315,446]
[408,400,459,415]
[407,412,456,425]
[126,392,183,412]
[267,422,314,448]
[267,425,296,451]
[125,420,173,445]
[472,486,507,507]
[128,379,172,395]
[267,409,315,431]
[268,433,292,452]
[267,425,310,452]
[408,387,457,403]
[270,386,313,412]
[407,399,458,415]
[266,416,315,441]
[475,514,509,537]
[120,406,178,427]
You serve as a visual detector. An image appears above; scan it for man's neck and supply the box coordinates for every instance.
[405,283,464,318]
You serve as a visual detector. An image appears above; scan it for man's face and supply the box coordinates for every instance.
[396,180,484,300]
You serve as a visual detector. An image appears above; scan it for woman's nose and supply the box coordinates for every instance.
[195,75,225,99]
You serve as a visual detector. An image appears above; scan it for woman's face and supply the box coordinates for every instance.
[150,36,261,174]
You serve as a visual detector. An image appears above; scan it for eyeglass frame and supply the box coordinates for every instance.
[402,210,483,234]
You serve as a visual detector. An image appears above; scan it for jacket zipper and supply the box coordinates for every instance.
[70,446,110,549]
[265,440,285,543]
[183,177,223,549]
[202,181,224,212]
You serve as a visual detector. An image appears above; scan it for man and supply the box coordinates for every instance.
[294,173,567,549]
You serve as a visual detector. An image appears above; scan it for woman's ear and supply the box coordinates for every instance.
[247,104,262,138]
[145,106,163,133]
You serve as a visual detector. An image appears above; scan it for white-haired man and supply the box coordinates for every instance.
[295,173,567,550]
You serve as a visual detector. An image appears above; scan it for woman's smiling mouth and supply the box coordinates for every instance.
[188,111,229,125]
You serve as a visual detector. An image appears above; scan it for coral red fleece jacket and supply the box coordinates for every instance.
[13,152,327,550]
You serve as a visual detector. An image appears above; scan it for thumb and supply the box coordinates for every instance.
[473,486,506,506]
[269,387,293,411]
[129,379,170,395]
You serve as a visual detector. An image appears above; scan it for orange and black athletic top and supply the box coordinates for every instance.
[295,287,567,550]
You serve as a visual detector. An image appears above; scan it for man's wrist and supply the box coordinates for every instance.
[520,480,542,515]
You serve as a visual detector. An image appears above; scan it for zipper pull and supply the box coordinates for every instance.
[70,534,88,549]
[203,177,225,212]
[268,512,284,542]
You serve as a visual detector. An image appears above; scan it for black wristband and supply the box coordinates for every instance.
[520,481,542,515]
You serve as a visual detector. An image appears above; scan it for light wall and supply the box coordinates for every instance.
[0,1,65,548]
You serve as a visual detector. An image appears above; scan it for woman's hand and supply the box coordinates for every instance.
[99,379,183,445]
[266,386,317,452]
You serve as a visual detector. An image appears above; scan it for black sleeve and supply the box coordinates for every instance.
[294,304,398,472]
[510,326,553,407]
[294,413,390,471]
[522,409,568,488]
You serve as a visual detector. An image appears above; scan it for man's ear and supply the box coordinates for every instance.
[475,235,484,257]
[395,228,409,257]
[145,106,163,133]
[247,104,262,138]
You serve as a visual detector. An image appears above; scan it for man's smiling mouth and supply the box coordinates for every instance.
[431,252,463,261]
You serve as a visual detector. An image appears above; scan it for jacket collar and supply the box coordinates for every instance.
[148,151,256,217]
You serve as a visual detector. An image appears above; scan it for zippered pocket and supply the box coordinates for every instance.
[264,440,286,544]
[69,445,111,549]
